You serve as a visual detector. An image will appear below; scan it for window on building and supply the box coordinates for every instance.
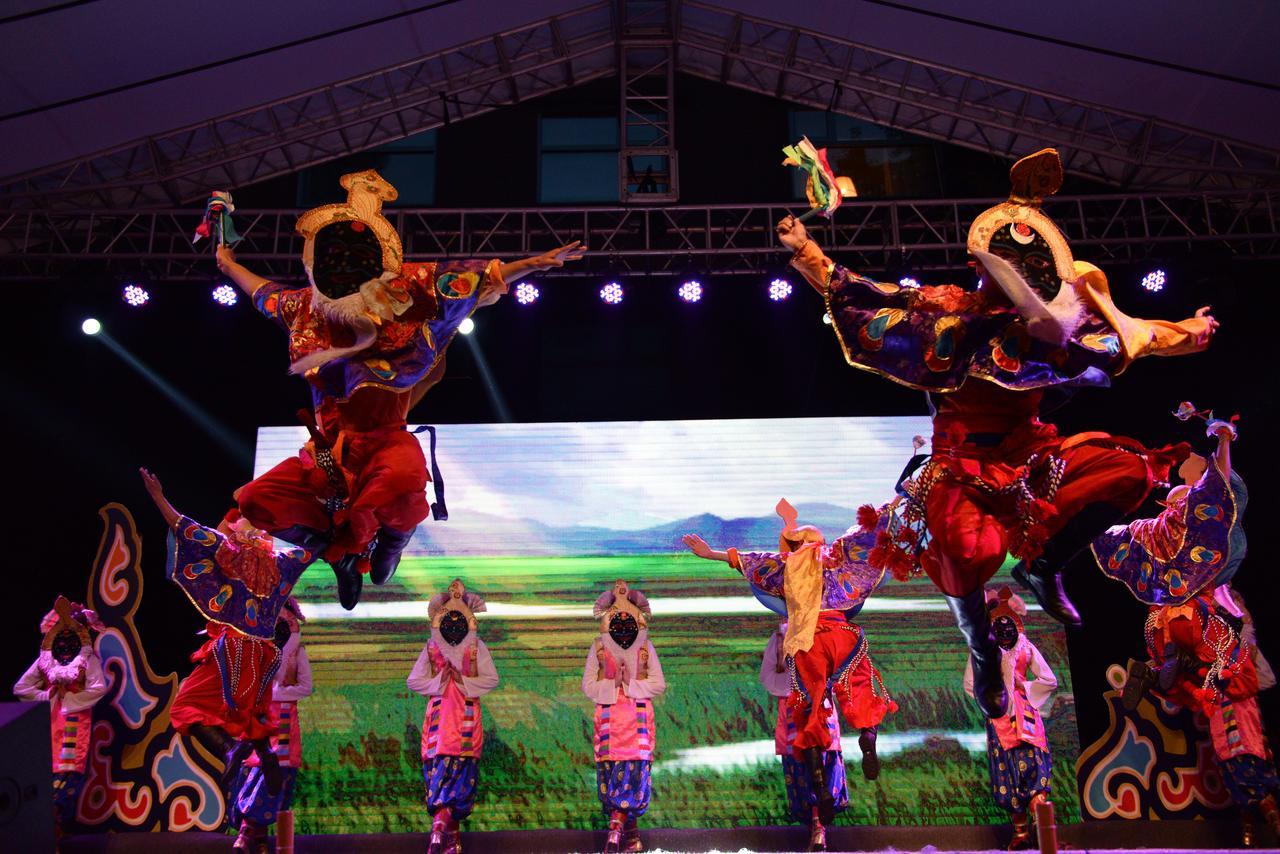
[788,111,941,199]
[296,131,438,207]
[539,116,620,203]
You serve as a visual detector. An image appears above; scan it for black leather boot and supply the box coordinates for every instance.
[803,746,834,824]
[1121,659,1158,711]
[190,724,251,788]
[858,727,880,781]
[368,526,414,585]
[332,553,363,610]
[254,738,283,795]
[946,590,1009,718]
[1011,502,1127,627]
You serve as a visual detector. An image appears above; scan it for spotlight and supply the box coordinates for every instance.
[458,317,476,335]
[1141,269,1167,293]
[212,284,238,306]
[677,280,703,303]
[899,277,920,289]
[822,313,832,325]
[514,282,540,305]
[600,282,624,305]
[122,283,150,307]
[768,278,793,301]
[81,318,102,336]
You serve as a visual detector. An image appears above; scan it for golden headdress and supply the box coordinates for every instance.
[295,169,404,275]
[966,149,1075,283]
[986,586,1028,633]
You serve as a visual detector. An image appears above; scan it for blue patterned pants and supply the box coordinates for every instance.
[780,752,848,824]
[52,771,84,829]
[1220,754,1280,808]
[596,760,652,818]
[986,725,1052,813]
[423,756,480,820]
[230,766,299,828]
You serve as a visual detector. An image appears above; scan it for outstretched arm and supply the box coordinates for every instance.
[682,533,732,564]
[216,245,272,297]
[776,216,834,295]
[498,241,587,288]
[139,468,181,530]
[1209,420,1236,480]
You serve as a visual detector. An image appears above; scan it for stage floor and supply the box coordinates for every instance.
[60,820,1279,853]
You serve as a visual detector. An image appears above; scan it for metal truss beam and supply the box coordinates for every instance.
[3,0,1279,212]
[0,3,616,210]
[677,0,1280,193]
[618,0,679,202]
[3,191,1274,282]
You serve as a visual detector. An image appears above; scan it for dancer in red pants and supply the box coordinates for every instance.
[776,148,1215,717]
[216,169,584,608]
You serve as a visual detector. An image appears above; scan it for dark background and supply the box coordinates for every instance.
[3,76,1275,798]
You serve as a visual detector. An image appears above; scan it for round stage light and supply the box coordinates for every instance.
[600,282,624,305]
[677,280,703,303]
[514,282,540,305]
[212,284,239,306]
[1141,269,1167,292]
[822,313,832,326]
[899,276,920,289]
[81,318,102,336]
[768,278,793,301]
[122,283,150,307]
[458,317,476,335]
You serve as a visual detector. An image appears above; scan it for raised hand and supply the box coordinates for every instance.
[682,533,713,559]
[215,244,237,274]
[1194,305,1220,334]
[139,467,165,503]
[775,215,809,251]
[530,241,587,271]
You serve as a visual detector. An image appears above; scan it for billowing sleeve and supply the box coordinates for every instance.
[252,281,306,330]
[730,549,786,598]
[407,644,443,698]
[789,240,838,292]
[1025,642,1058,712]
[759,633,790,698]
[626,642,666,700]
[12,660,48,703]
[274,647,314,702]
[1074,266,1214,370]
[462,641,500,699]
[582,641,619,705]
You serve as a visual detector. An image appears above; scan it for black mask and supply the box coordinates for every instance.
[608,612,639,649]
[993,615,1020,650]
[312,221,383,299]
[273,618,293,650]
[51,629,81,666]
[439,610,469,646]
[987,223,1060,301]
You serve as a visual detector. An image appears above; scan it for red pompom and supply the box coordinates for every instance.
[887,701,900,714]
[856,504,880,531]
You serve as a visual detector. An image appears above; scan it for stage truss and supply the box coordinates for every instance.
[2,1,1278,212]
[2,189,1275,282]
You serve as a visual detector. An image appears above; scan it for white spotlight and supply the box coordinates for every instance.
[459,317,476,336]
[81,318,102,336]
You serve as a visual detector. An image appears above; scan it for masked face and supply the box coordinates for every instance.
[51,629,82,665]
[439,610,470,646]
[273,618,293,649]
[987,223,1060,301]
[993,615,1020,650]
[312,221,383,299]
[608,612,640,649]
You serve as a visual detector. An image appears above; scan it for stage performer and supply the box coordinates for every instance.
[140,467,317,794]
[582,581,667,854]
[214,170,586,609]
[12,597,108,835]
[760,621,848,852]
[407,579,499,854]
[228,597,312,852]
[1093,419,1278,843]
[776,147,1216,717]
[964,588,1056,850]
[683,498,896,825]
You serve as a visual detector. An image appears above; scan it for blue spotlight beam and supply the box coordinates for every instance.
[94,332,254,465]
[462,334,512,424]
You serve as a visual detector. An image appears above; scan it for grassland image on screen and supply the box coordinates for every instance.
[255,416,1081,833]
